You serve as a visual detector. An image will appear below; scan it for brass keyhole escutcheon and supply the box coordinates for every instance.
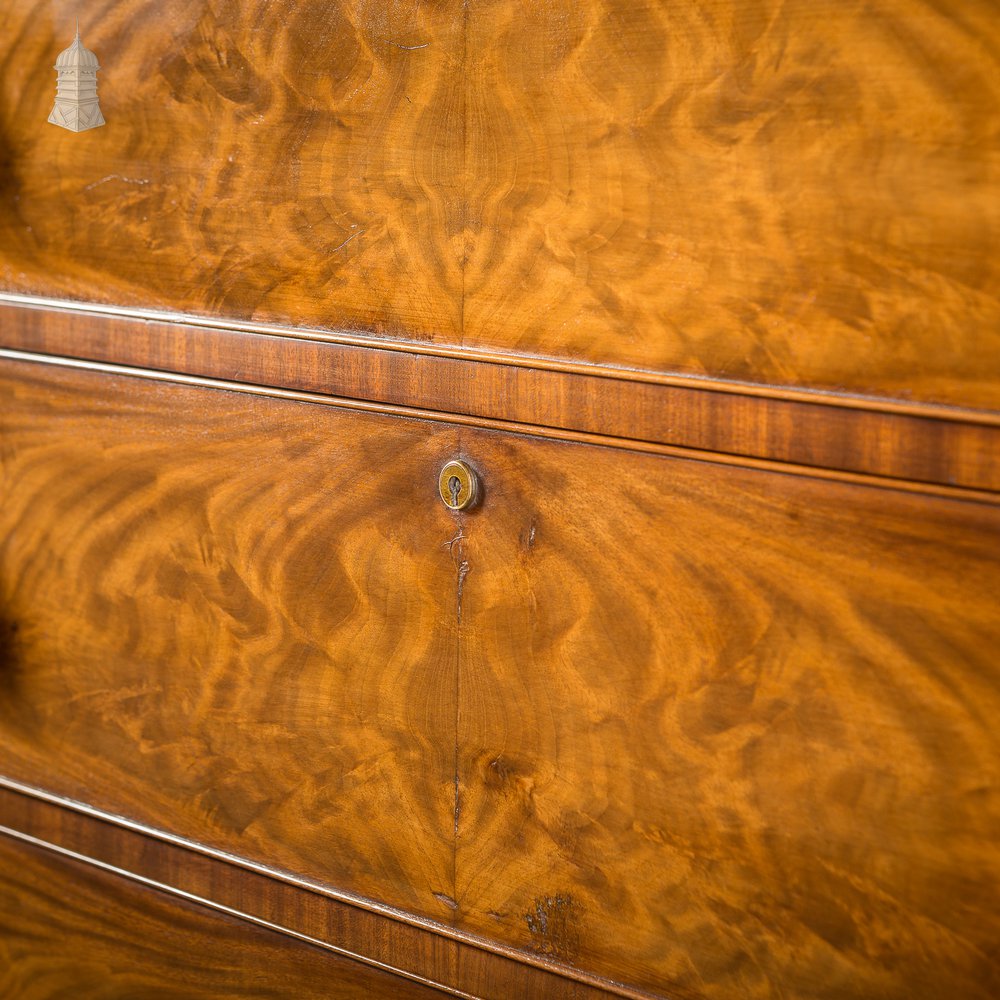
[439,460,479,511]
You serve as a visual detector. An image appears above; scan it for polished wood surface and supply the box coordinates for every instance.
[0,779,652,1000]
[2,359,998,997]
[2,0,998,994]
[0,832,448,999]
[456,432,1000,997]
[0,360,461,926]
[3,299,1000,496]
[0,0,464,341]
[1,2,998,405]
[459,0,1000,404]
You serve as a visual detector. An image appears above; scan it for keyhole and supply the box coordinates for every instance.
[438,460,478,511]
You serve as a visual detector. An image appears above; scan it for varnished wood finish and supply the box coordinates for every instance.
[2,0,998,994]
[0,779,655,1000]
[2,360,999,997]
[2,299,1000,496]
[1,3,998,404]
[0,0,465,341]
[459,0,1000,404]
[0,832,449,999]
[0,360,462,926]
[17,350,1000,513]
[453,432,1000,998]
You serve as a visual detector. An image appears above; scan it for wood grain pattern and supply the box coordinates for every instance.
[2,360,999,998]
[0,0,465,339]
[0,359,462,927]
[2,299,1000,495]
[0,779,657,1000]
[0,831,448,999]
[460,0,1000,404]
[1,2,998,405]
[453,425,1000,998]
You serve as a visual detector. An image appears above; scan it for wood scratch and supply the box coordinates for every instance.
[82,175,151,192]
[329,230,365,255]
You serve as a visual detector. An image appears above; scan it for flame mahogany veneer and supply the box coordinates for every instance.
[0,1,998,997]
[0,360,998,999]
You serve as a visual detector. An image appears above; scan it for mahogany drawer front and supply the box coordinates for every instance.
[0,361,463,926]
[456,430,1000,998]
[0,833,442,999]
[0,0,465,345]
[1,359,999,999]
[1,1,998,406]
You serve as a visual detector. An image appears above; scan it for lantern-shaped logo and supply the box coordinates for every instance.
[48,25,105,132]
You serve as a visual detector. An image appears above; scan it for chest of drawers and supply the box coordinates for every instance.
[1,2,998,997]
